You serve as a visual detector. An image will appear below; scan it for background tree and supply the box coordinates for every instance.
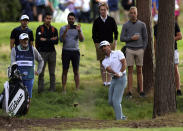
[0,0,21,22]
[136,0,154,93]
[153,0,176,118]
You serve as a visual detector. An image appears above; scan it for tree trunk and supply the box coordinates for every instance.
[136,0,154,93]
[153,0,176,118]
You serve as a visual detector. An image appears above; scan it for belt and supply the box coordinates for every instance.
[112,73,126,79]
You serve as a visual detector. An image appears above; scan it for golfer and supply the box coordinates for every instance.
[100,40,127,120]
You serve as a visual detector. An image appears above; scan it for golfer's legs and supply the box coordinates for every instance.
[108,79,115,106]
[112,76,127,120]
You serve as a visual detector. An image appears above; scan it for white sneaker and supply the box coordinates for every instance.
[106,82,111,86]
[121,116,127,120]
[103,82,107,86]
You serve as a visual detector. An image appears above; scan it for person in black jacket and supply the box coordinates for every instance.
[92,2,118,86]
[36,12,58,93]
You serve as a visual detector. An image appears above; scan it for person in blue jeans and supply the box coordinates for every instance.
[100,40,127,120]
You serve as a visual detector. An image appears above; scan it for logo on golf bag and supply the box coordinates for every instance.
[8,89,25,115]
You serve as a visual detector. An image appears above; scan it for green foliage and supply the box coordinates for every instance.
[0,0,21,22]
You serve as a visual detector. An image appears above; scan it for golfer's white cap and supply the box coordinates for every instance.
[99,40,110,48]
[19,33,29,40]
[20,15,29,21]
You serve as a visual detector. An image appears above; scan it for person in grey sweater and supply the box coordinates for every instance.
[120,6,148,98]
[60,12,84,93]
[11,33,44,99]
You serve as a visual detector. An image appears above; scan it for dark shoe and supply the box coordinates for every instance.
[177,90,182,96]
[126,92,132,98]
[140,92,145,97]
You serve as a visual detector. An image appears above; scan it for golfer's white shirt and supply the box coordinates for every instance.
[102,50,126,74]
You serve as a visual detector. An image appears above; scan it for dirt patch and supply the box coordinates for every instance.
[0,115,183,130]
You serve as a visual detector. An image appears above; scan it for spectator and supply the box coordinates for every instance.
[10,15,34,49]
[35,0,49,22]
[19,0,35,21]
[100,40,127,120]
[65,0,75,12]
[35,12,58,93]
[152,0,158,21]
[11,33,44,100]
[121,0,135,22]
[64,0,83,21]
[108,0,120,24]
[49,0,59,10]
[80,0,91,23]
[60,12,84,93]
[73,0,83,22]
[92,2,118,86]
[120,7,148,97]
[175,0,181,22]
[91,0,108,21]
[91,0,100,21]
[58,0,68,11]
[154,22,182,96]
[46,0,58,14]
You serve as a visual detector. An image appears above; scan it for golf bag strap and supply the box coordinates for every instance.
[4,81,9,113]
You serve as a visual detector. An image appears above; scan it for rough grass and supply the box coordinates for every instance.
[0,22,182,122]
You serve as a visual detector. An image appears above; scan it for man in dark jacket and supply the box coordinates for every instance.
[92,2,118,86]
[36,12,58,93]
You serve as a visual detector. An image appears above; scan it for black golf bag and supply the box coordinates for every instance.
[0,63,30,116]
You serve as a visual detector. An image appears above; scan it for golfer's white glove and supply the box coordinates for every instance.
[118,72,123,77]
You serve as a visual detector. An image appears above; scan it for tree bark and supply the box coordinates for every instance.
[136,0,154,93]
[153,0,176,118]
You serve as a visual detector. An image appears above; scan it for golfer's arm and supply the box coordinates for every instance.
[120,59,126,73]
[106,66,116,75]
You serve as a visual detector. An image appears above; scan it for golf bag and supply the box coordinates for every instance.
[0,63,30,116]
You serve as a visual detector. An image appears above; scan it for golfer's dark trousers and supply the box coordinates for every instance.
[38,51,56,93]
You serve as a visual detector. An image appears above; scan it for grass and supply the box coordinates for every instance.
[68,128,183,131]
[0,21,183,123]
